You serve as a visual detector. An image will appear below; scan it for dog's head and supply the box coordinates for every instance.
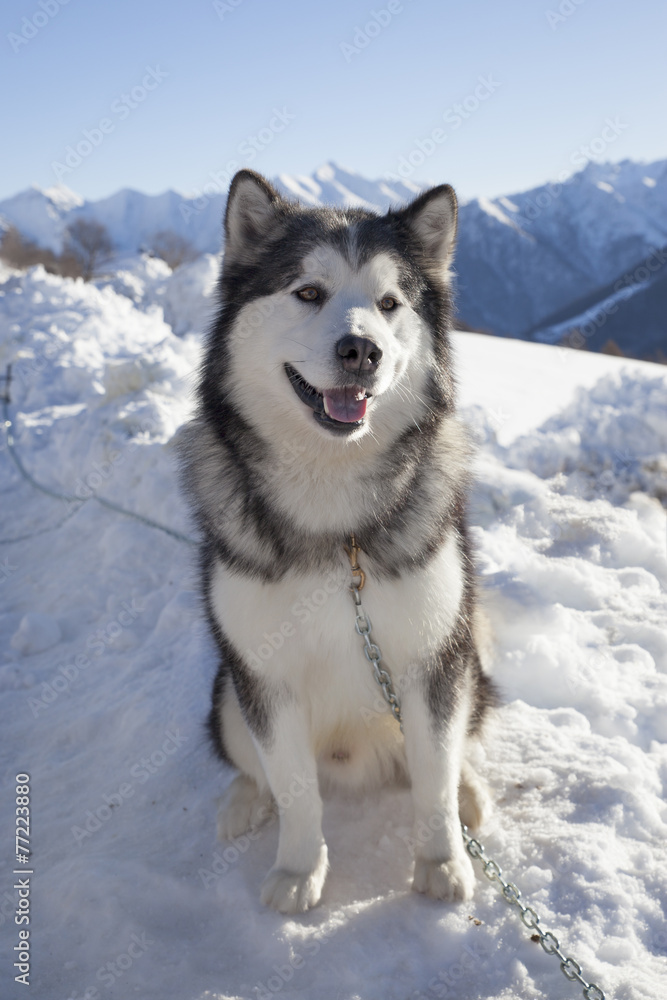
[207,169,458,447]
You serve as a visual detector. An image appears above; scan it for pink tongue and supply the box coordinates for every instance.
[323,386,367,423]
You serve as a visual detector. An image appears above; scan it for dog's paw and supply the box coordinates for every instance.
[260,847,328,914]
[458,767,492,831]
[217,775,274,841]
[413,852,475,902]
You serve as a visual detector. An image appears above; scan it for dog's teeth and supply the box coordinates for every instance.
[323,397,331,417]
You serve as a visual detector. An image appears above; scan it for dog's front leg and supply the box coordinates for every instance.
[402,684,475,902]
[257,701,328,914]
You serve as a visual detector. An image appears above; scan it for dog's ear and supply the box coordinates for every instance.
[399,184,458,276]
[224,170,288,264]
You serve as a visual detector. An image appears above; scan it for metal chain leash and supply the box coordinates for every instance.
[345,535,607,1000]
[460,827,606,1000]
[346,535,403,732]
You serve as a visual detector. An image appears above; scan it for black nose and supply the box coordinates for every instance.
[336,335,383,374]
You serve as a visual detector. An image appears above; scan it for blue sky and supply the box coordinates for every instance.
[1,0,666,203]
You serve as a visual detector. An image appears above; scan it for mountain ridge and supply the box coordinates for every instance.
[2,158,666,357]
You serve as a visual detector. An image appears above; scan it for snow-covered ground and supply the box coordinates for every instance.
[1,262,666,1000]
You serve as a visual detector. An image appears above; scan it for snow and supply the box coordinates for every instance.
[453,332,665,446]
[1,263,666,1000]
[0,186,78,252]
[163,254,219,336]
[477,197,517,228]
[275,162,425,214]
[498,197,519,213]
[9,613,61,656]
[41,185,84,214]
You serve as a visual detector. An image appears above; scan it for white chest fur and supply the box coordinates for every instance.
[209,531,464,722]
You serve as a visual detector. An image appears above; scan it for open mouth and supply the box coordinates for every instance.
[284,364,371,433]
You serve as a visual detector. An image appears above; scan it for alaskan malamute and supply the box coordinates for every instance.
[181,169,497,913]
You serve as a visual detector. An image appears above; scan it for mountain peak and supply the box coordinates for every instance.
[41,184,84,211]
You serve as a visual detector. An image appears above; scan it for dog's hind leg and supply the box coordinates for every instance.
[215,680,274,840]
[217,775,274,841]
[458,757,492,831]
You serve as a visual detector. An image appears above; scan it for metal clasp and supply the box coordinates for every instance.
[345,533,365,590]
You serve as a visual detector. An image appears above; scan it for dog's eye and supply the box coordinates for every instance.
[296,287,320,302]
[379,296,397,311]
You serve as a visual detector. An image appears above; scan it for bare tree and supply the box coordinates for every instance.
[0,225,60,272]
[56,248,86,280]
[64,219,114,281]
[149,229,199,269]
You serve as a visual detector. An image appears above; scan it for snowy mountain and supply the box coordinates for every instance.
[1,259,666,1000]
[460,159,667,332]
[0,184,84,252]
[0,166,425,258]
[527,242,667,360]
[1,158,666,358]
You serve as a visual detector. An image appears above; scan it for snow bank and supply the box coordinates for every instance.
[505,371,667,506]
[163,253,219,336]
[92,251,219,337]
[93,253,172,309]
[0,265,666,1000]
